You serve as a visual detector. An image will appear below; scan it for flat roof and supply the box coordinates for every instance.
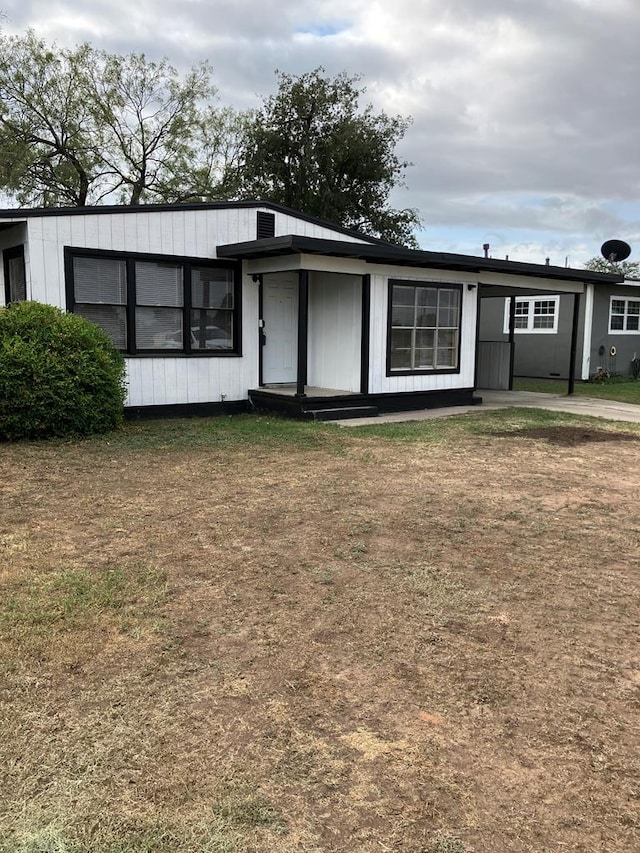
[216,235,623,284]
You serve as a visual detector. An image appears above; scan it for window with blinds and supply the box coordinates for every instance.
[73,256,128,349]
[66,249,239,355]
[135,261,184,350]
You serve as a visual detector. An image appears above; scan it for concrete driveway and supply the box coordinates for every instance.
[336,389,640,426]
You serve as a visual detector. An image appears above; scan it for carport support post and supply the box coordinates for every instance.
[508,296,516,391]
[296,269,309,398]
[568,292,581,396]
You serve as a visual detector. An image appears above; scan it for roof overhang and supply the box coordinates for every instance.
[216,235,624,285]
[0,219,27,232]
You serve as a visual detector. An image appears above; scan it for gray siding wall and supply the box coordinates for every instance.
[589,284,640,376]
[478,294,584,379]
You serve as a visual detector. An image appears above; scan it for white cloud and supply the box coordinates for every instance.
[2,0,640,266]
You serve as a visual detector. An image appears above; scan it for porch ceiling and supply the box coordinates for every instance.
[217,234,623,285]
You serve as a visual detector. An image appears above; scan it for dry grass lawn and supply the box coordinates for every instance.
[1,409,639,853]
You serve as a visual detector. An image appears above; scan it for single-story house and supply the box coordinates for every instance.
[0,201,623,418]
[479,278,640,382]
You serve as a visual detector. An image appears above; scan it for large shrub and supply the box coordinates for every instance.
[0,301,127,440]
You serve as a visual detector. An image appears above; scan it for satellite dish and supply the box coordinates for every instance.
[601,239,631,262]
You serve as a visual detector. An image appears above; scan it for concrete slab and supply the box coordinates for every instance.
[334,390,640,427]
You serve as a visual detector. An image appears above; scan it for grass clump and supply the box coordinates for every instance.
[0,562,166,652]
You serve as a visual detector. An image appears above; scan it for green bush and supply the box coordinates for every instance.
[0,301,126,440]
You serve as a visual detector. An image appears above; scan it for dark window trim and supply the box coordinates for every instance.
[3,244,26,304]
[64,246,242,357]
[385,279,463,377]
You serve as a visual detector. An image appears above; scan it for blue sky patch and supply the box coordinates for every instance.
[295,21,349,37]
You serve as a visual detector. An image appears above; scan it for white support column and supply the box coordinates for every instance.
[581,283,594,380]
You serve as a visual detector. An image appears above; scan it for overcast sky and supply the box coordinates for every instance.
[2,0,639,265]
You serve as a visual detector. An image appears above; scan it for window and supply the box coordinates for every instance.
[3,245,27,304]
[609,296,640,333]
[388,281,461,374]
[503,296,559,334]
[66,248,240,355]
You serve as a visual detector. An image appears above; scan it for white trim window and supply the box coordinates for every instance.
[609,296,640,333]
[503,295,559,334]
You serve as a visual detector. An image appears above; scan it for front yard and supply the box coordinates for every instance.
[514,374,640,403]
[1,410,639,852]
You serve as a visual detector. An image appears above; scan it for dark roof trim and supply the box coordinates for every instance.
[216,235,624,284]
[0,200,382,246]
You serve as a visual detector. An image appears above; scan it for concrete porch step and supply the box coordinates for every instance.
[309,406,379,421]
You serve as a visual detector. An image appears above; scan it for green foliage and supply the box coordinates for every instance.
[514,375,640,403]
[0,301,126,440]
[0,38,421,240]
[231,68,421,246]
[0,32,98,206]
[0,32,239,206]
[584,256,640,277]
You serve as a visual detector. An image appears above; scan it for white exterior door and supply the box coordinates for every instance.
[262,273,299,384]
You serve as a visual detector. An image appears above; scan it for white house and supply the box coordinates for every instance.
[0,201,622,419]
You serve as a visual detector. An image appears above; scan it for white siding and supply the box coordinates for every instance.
[22,207,293,406]
[307,272,362,392]
[273,213,371,243]
[23,206,371,309]
[124,277,259,407]
[368,269,478,394]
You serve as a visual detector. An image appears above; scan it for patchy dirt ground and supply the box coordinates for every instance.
[1,412,639,853]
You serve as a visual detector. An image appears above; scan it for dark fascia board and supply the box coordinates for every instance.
[0,200,383,246]
[216,234,625,284]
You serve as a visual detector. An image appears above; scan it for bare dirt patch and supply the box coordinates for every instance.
[487,424,640,446]
[1,413,639,852]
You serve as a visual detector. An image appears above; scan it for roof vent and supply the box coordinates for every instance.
[257,211,275,240]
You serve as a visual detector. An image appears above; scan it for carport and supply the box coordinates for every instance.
[476,267,622,394]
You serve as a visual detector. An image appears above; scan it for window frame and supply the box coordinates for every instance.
[65,246,242,357]
[3,244,27,304]
[386,279,463,377]
[502,295,560,334]
[608,295,640,335]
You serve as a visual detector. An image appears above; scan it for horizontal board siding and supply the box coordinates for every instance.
[368,272,478,394]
